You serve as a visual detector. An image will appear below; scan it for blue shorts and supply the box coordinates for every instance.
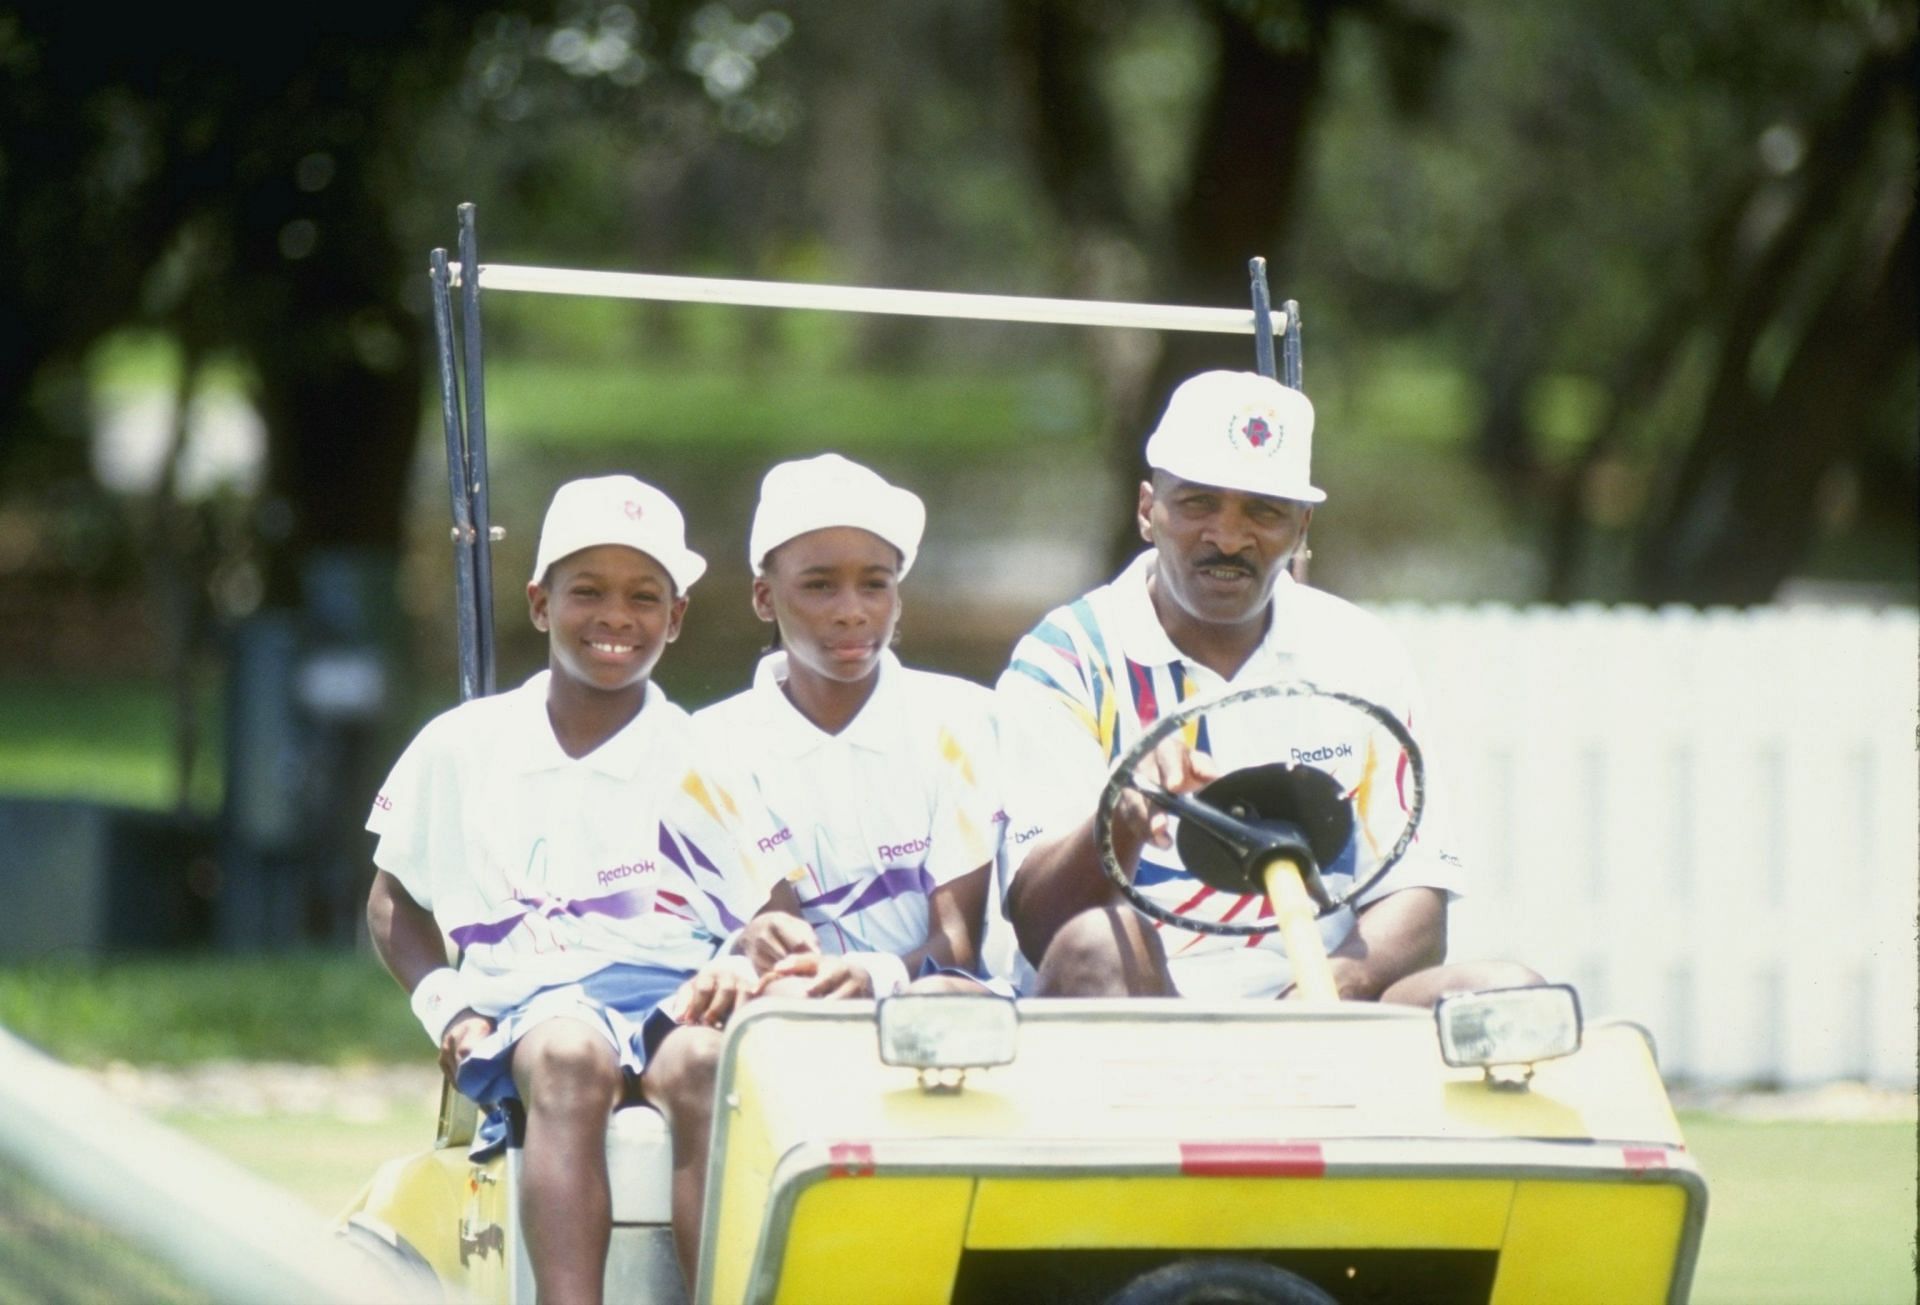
[454,961,689,1158]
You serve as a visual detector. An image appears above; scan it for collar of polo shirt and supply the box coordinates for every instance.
[504,672,671,777]
[752,649,908,757]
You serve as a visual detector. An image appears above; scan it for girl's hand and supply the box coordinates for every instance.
[676,955,761,1027]
[737,913,819,974]
[438,1011,495,1082]
[755,952,874,999]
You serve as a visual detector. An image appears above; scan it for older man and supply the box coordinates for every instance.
[996,370,1533,1002]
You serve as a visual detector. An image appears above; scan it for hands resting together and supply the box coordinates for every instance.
[433,912,862,1080]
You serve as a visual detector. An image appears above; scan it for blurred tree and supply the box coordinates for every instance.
[1616,20,1914,604]
[1292,0,1918,601]
[0,5,486,945]
[1002,0,1915,602]
[0,0,803,943]
[0,6,461,599]
[1004,0,1467,566]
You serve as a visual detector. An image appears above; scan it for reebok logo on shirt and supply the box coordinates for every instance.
[596,860,656,886]
[878,836,932,860]
[1290,743,1354,765]
[758,828,794,854]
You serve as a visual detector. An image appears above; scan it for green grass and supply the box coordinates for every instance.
[0,952,417,1067]
[167,1106,434,1217]
[481,359,1095,454]
[0,677,221,813]
[1681,1113,1917,1305]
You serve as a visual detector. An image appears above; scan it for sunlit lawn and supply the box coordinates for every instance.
[1681,1114,1916,1305]
[0,678,221,813]
[0,953,418,1066]
[169,1104,435,1218]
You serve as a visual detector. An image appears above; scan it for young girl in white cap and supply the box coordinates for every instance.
[695,454,1011,997]
[365,474,798,1299]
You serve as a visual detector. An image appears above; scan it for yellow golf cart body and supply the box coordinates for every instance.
[343,993,1704,1303]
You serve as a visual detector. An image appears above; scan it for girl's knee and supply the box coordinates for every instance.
[516,1021,622,1104]
[645,1025,723,1109]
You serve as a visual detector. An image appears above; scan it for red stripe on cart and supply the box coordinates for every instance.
[828,1142,876,1178]
[1179,1142,1325,1177]
[1622,1147,1670,1171]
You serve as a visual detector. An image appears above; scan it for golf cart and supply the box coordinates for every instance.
[338,207,1707,1304]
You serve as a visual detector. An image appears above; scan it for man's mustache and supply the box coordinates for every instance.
[1193,552,1257,575]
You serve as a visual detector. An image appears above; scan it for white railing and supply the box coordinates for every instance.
[1372,603,1918,1090]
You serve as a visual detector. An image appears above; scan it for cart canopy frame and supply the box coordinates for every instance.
[427,201,1303,708]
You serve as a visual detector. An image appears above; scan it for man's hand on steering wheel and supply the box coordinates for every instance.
[1119,737,1221,858]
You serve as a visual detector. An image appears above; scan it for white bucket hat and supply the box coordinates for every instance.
[748,454,927,577]
[530,475,707,593]
[1144,370,1324,504]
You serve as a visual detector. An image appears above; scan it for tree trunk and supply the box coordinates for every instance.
[1115,0,1339,572]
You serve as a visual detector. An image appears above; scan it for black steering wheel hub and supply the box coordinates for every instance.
[1175,762,1353,899]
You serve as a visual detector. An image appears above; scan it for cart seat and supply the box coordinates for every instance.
[606,1103,673,1225]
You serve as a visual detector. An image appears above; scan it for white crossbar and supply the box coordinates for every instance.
[448,262,1285,335]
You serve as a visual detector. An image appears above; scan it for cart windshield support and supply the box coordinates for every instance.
[425,201,1303,709]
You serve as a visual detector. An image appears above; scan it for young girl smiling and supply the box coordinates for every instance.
[366,474,795,1299]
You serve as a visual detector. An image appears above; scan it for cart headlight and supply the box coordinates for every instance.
[1435,984,1582,1070]
[877,993,1019,1072]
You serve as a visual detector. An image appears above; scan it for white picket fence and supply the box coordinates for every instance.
[1369,603,1918,1090]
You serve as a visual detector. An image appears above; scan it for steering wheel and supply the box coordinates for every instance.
[1094,680,1426,936]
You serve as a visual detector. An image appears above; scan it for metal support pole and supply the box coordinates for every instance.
[456,204,497,695]
[1270,288,1310,582]
[428,249,482,704]
[1280,298,1303,391]
[1249,257,1278,381]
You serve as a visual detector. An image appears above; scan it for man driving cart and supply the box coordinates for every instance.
[997,368,1538,1003]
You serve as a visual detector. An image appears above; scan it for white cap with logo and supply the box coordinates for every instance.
[1144,370,1324,504]
[530,475,707,593]
[749,453,927,577]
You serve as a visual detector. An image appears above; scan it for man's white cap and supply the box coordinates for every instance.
[749,453,927,577]
[531,475,707,593]
[1144,370,1325,504]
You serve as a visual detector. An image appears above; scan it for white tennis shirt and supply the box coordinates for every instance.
[367,671,796,1015]
[997,551,1467,999]
[694,651,1005,961]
